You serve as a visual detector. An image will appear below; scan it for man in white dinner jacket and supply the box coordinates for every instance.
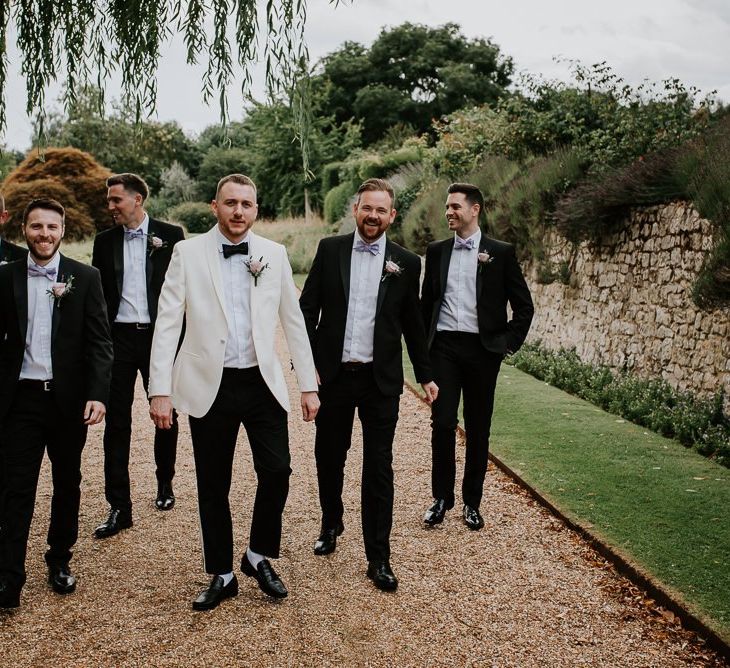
[148,173,319,611]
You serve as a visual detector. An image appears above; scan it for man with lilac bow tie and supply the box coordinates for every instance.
[300,178,438,591]
[91,173,184,541]
[420,183,533,531]
[0,198,113,608]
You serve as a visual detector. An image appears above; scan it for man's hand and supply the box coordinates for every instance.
[301,391,320,422]
[84,400,106,425]
[150,395,174,429]
[421,381,439,405]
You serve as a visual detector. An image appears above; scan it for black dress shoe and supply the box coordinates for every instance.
[313,522,344,555]
[192,575,238,611]
[463,504,484,531]
[93,508,133,539]
[155,482,175,511]
[366,561,398,591]
[0,580,20,609]
[424,498,448,526]
[241,557,288,599]
[48,564,76,595]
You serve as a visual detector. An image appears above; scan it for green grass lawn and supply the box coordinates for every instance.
[403,356,730,641]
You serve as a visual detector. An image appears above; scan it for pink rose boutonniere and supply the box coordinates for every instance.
[47,274,75,305]
[381,257,403,283]
[147,232,168,256]
[245,256,270,286]
[477,251,494,273]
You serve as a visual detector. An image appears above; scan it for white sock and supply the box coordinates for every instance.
[218,571,234,586]
[246,547,265,568]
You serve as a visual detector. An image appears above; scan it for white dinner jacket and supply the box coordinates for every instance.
[149,226,317,417]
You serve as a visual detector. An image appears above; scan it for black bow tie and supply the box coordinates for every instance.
[222,242,249,259]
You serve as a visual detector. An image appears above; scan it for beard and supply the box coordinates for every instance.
[27,236,62,264]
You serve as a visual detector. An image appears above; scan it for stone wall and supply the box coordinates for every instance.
[524,202,729,411]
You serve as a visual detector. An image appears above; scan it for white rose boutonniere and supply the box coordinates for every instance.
[244,256,270,286]
[381,257,404,283]
[147,232,168,256]
[47,274,75,305]
[477,251,494,273]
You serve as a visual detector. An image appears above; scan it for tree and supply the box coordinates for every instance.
[311,22,513,145]
[1,0,332,140]
[36,87,201,193]
[2,147,112,240]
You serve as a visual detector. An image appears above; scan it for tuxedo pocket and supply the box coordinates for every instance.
[180,349,202,359]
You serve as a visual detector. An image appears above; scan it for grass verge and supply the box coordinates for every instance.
[402,353,730,641]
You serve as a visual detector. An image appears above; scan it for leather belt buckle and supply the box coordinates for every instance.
[43,380,52,392]
[135,323,150,330]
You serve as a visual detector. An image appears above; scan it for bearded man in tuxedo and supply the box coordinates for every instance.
[0,194,28,264]
[420,182,533,531]
[299,178,438,592]
[0,198,113,609]
[149,174,319,611]
[91,173,184,540]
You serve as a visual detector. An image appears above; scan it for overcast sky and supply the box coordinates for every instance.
[2,0,728,151]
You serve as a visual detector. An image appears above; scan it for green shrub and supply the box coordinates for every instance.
[323,180,357,226]
[320,161,343,201]
[508,342,730,466]
[401,177,452,253]
[167,201,216,233]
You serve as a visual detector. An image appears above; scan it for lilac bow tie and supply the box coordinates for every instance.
[355,240,380,255]
[28,264,57,280]
[454,237,475,250]
[125,228,145,241]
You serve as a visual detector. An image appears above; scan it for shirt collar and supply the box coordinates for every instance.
[353,230,386,254]
[27,250,61,274]
[124,213,149,237]
[454,229,481,247]
[216,226,252,253]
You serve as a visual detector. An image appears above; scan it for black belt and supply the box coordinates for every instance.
[18,379,54,392]
[114,322,151,330]
[341,361,373,372]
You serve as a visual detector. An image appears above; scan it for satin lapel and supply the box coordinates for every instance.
[206,228,228,323]
[145,219,156,314]
[13,260,28,343]
[339,233,354,304]
[113,225,124,298]
[476,234,490,297]
[439,238,453,298]
[375,240,391,318]
[51,255,67,344]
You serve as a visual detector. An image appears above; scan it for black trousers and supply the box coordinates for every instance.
[0,383,88,590]
[430,331,502,510]
[103,323,178,511]
[315,364,400,563]
[188,367,290,575]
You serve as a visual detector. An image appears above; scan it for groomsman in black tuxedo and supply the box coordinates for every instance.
[0,194,28,264]
[91,173,184,539]
[420,183,534,531]
[0,198,113,608]
[300,178,438,592]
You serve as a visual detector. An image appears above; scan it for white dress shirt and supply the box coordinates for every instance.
[20,252,61,381]
[342,231,384,363]
[217,228,258,368]
[116,214,151,324]
[437,230,480,334]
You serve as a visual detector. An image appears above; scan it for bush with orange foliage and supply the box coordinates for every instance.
[2,147,113,241]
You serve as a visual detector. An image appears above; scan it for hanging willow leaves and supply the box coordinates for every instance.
[1,0,348,173]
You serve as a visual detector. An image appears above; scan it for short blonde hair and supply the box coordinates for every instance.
[216,174,257,199]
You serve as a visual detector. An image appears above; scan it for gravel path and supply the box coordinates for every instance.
[0,331,723,667]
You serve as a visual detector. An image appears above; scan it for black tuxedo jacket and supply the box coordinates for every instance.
[0,255,114,422]
[0,238,28,263]
[300,232,432,397]
[421,234,534,355]
[91,218,185,325]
